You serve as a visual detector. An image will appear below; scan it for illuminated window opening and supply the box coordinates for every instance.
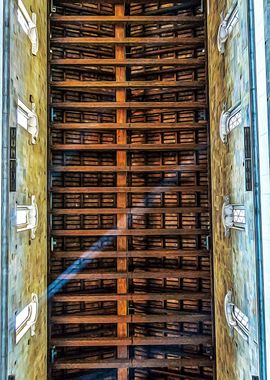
[17,99,39,144]
[17,0,39,55]
[222,195,246,236]
[16,195,38,240]
[220,103,242,143]
[15,294,39,344]
[217,4,239,54]
[224,290,249,341]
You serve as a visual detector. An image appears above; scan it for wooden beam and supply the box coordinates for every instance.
[51,80,205,89]
[51,313,211,324]
[51,270,209,280]
[50,186,208,194]
[50,143,208,151]
[54,0,201,5]
[50,165,207,172]
[51,249,210,259]
[51,37,205,46]
[115,6,128,379]
[51,228,208,237]
[50,207,208,215]
[52,292,210,302]
[51,101,206,109]
[50,15,204,24]
[53,358,213,370]
[50,336,212,347]
[50,58,205,67]
[51,122,208,130]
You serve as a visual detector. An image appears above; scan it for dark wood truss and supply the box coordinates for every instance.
[48,1,215,379]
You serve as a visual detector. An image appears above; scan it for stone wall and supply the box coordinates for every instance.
[207,0,260,379]
[7,0,47,379]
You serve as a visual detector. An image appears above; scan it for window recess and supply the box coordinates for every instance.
[17,99,39,144]
[219,103,242,143]
[15,293,39,344]
[16,195,38,240]
[17,0,39,55]
[217,3,239,54]
[224,290,249,341]
[222,195,246,236]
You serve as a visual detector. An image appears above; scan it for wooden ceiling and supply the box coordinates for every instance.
[48,1,215,379]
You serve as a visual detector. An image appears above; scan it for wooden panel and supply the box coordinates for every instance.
[50,15,204,24]
[51,37,205,46]
[51,58,205,66]
[48,1,214,379]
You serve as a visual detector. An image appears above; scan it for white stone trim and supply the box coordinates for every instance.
[224,290,249,341]
[17,99,39,144]
[222,195,245,236]
[219,103,242,143]
[17,0,39,55]
[16,195,38,240]
[15,293,39,344]
[217,4,239,54]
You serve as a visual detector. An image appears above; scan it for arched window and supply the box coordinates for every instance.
[219,103,242,143]
[222,195,246,236]
[17,99,39,144]
[17,0,39,55]
[217,4,239,54]
[15,293,39,344]
[224,290,249,341]
[16,195,38,239]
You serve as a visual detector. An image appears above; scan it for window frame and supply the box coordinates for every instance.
[219,103,242,143]
[224,290,249,341]
[217,3,239,54]
[15,293,39,344]
[17,99,39,144]
[17,0,39,55]
[222,195,246,236]
[16,195,38,240]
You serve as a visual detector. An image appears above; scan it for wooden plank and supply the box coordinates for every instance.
[51,122,208,130]
[53,292,210,302]
[50,186,208,194]
[50,58,205,67]
[50,165,207,172]
[51,270,210,280]
[50,336,212,347]
[51,37,205,46]
[51,101,206,109]
[115,7,128,379]
[50,15,204,24]
[53,358,213,370]
[51,80,205,89]
[51,313,211,324]
[50,207,208,215]
[54,0,201,5]
[51,228,208,237]
[50,143,208,151]
[51,249,209,259]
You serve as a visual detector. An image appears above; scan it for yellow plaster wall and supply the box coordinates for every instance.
[207,0,260,379]
[7,0,47,379]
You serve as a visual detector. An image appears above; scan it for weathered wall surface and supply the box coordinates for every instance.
[207,0,260,379]
[7,0,47,379]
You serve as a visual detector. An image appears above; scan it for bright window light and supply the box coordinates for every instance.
[15,294,39,344]
[222,195,246,236]
[219,103,242,143]
[217,4,239,53]
[224,290,249,341]
[17,99,39,144]
[16,195,38,240]
[17,0,39,55]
